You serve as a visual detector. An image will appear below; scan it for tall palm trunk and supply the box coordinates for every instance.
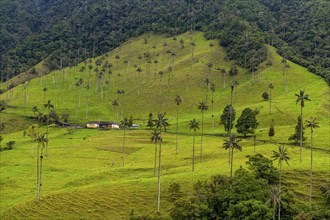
[270,89,272,114]
[230,147,234,191]
[192,131,195,172]
[86,87,90,119]
[176,107,179,154]
[45,118,49,156]
[39,145,44,200]
[228,89,233,165]
[278,160,282,220]
[154,141,157,177]
[36,142,40,200]
[122,127,126,167]
[211,91,214,134]
[200,111,204,162]
[300,107,303,162]
[157,134,162,213]
[310,129,313,206]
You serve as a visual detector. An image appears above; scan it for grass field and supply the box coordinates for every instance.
[0,32,329,219]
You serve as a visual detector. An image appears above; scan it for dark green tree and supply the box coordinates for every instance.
[246,153,278,184]
[220,105,236,133]
[289,115,306,144]
[235,108,259,138]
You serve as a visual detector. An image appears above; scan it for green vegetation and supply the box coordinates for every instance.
[0,32,329,219]
[1,0,329,86]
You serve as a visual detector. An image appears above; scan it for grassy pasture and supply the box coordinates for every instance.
[0,32,329,219]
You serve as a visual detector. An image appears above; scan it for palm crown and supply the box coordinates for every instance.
[189,118,200,132]
[295,90,311,108]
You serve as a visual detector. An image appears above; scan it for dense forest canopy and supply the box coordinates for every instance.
[1,0,329,84]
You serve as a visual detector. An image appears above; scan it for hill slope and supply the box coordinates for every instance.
[0,32,329,219]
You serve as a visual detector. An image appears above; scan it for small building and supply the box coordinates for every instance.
[86,121,119,129]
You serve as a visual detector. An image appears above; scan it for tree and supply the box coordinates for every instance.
[120,117,132,168]
[32,106,38,116]
[112,100,119,122]
[269,119,275,140]
[262,92,269,101]
[147,113,154,129]
[229,63,238,76]
[0,135,3,150]
[150,130,161,177]
[268,83,274,114]
[220,105,236,133]
[36,133,48,201]
[197,101,208,162]
[174,95,182,154]
[235,108,259,138]
[272,145,290,220]
[289,115,306,144]
[222,135,242,193]
[136,67,142,97]
[266,186,282,220]
[295,90,311,162]
[209,42,214,51]
[153,112,169,213]
[210,83,216,134]
[246,153,278,184]
[43,100,54,156]
[305,117,319,207]
[228,199,272,220]
[189,118,199,172]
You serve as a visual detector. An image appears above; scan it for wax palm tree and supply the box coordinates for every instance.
[221,68,226,89]
[272,145,290,220]
[266,186,282,220]
[295,90,311,162]
[112,100,119,122]
[43,100,54,156]
[43,87,47,103]
[36,133,48,201]
[189,118,199,172]
[174,95,182,154]
[150,130,161,177]
[137,67,142,97]
[120,117,131,168]
[204,78,211,101]
[305,117,319,206]
[210,83,216,134]
[222,135,242,192]
[268,83,274,114]
[153,112,169,213]
[198,101,208,162]
[32,106,38,116]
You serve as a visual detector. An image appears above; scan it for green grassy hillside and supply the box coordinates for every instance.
[0,32,329,219]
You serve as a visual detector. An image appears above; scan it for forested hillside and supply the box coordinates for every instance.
[1,0,329,85]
